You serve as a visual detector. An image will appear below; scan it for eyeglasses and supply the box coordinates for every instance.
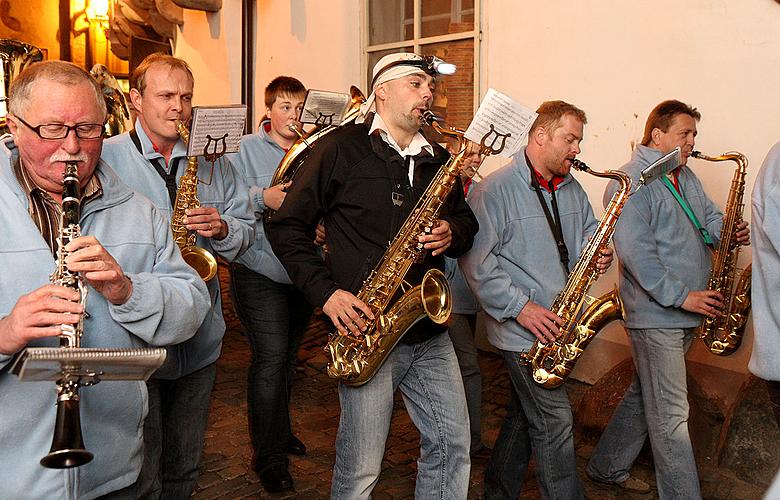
[12,115,105,140]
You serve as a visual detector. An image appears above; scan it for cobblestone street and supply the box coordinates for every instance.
[191,268,763,499]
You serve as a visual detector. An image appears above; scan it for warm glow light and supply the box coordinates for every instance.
[86,0,110,21]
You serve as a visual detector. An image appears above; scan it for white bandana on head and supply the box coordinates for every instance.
[356,53,428,124]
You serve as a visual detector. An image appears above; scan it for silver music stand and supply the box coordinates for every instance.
[11,347,167,384]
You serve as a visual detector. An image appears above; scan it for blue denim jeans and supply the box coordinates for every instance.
[230,265,312,471]
[137,362,217,500]
[484,349,583,500]
[447,312,484,451]
[586,328,700,500]
[330,332,471,499]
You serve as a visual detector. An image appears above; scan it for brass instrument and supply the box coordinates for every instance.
[0,39,43,134]
[41,161,94,469]
[691,150,751,355]
[264,86,365,222]
[521,160,632,389]
[173,120,218,281]
[326,111,508,386]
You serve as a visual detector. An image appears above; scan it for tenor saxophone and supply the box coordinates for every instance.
[521,160,631,389]
[325,112,506,386]
[691,150,751,355]
[173,120,218,281]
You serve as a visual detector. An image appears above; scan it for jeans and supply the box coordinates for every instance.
[230,265,312,471]
[137,362,217,500]
[331,332,471,500]
[587,328,700,500]
[447,312,484,451]
[484,350,583,500]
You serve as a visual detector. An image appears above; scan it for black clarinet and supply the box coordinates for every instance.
[40,161,93,469]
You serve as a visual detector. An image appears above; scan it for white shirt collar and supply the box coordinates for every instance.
[368,113,433,158]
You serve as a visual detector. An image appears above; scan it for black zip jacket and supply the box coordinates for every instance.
[267,115,478,343]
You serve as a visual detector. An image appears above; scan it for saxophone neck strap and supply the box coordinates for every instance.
[526,157,569,273]
[661,175,714,248]
[130,129,181,207]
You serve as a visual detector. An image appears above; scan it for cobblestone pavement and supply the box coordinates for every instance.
[193,267,762,499]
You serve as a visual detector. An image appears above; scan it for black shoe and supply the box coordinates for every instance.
[287,435,307,456]
[259,463,294,493]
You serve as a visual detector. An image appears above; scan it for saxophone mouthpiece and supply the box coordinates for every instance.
[691,150,702,159]
[570,158,589,171]
[421,110,440,126]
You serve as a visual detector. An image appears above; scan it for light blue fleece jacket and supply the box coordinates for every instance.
[459,147,598,352]
[0,139,209,499]
[227,120,292,284]
[750,141,780,381]
[605,145,722,329]
[102,120,254,378]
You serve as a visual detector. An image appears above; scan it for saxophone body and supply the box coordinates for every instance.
[264,87,365,224]
[692,150,750,356]
[521,161,631,389]
[41,161,94,469]
[326,113,500,386]
[173,121,218,281]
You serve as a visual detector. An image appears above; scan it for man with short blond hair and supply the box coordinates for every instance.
[0,60,209,499]
[101,54,254,499]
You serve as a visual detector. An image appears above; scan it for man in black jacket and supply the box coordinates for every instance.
[268,53,477,498]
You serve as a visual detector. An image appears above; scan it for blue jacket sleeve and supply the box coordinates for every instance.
[209,157,254,261]
[109,205,211,346]
[459,186,529,323]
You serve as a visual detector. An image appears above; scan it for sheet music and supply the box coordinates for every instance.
[299,90,351,126]
[464,88,537,158]
[188,105,247,157]
[639,147,682,187]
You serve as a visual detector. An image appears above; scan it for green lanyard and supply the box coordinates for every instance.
[661,175,714,247]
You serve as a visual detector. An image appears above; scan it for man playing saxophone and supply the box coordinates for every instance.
[227,76,311,493]
[100,54,254,499]
[0,60,209,499]
[459,101,615,499]
[587,100,749,499]
[268,53,477,498]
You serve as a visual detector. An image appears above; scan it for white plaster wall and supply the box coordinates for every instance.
[253,0,362,130]
[174,0,244,107]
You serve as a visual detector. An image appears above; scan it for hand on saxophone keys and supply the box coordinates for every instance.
[681,290,726,319]
[323,289,375,337]
[516,301,562,344]
[184,207,228,240]
[63,236,133,305]
[0,284,83,355]
[595,246,614,274]
[734,220,750,246]
[418,219,452,256]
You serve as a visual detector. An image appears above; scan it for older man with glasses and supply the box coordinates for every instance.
[0,60,209,499]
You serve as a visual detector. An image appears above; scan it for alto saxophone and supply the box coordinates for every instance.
[691,150,751,355]
[264,86,366,223]
[325,112,508,386]
[521,160,632,389]
[41,161,94,468]
[173,120,218,281]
